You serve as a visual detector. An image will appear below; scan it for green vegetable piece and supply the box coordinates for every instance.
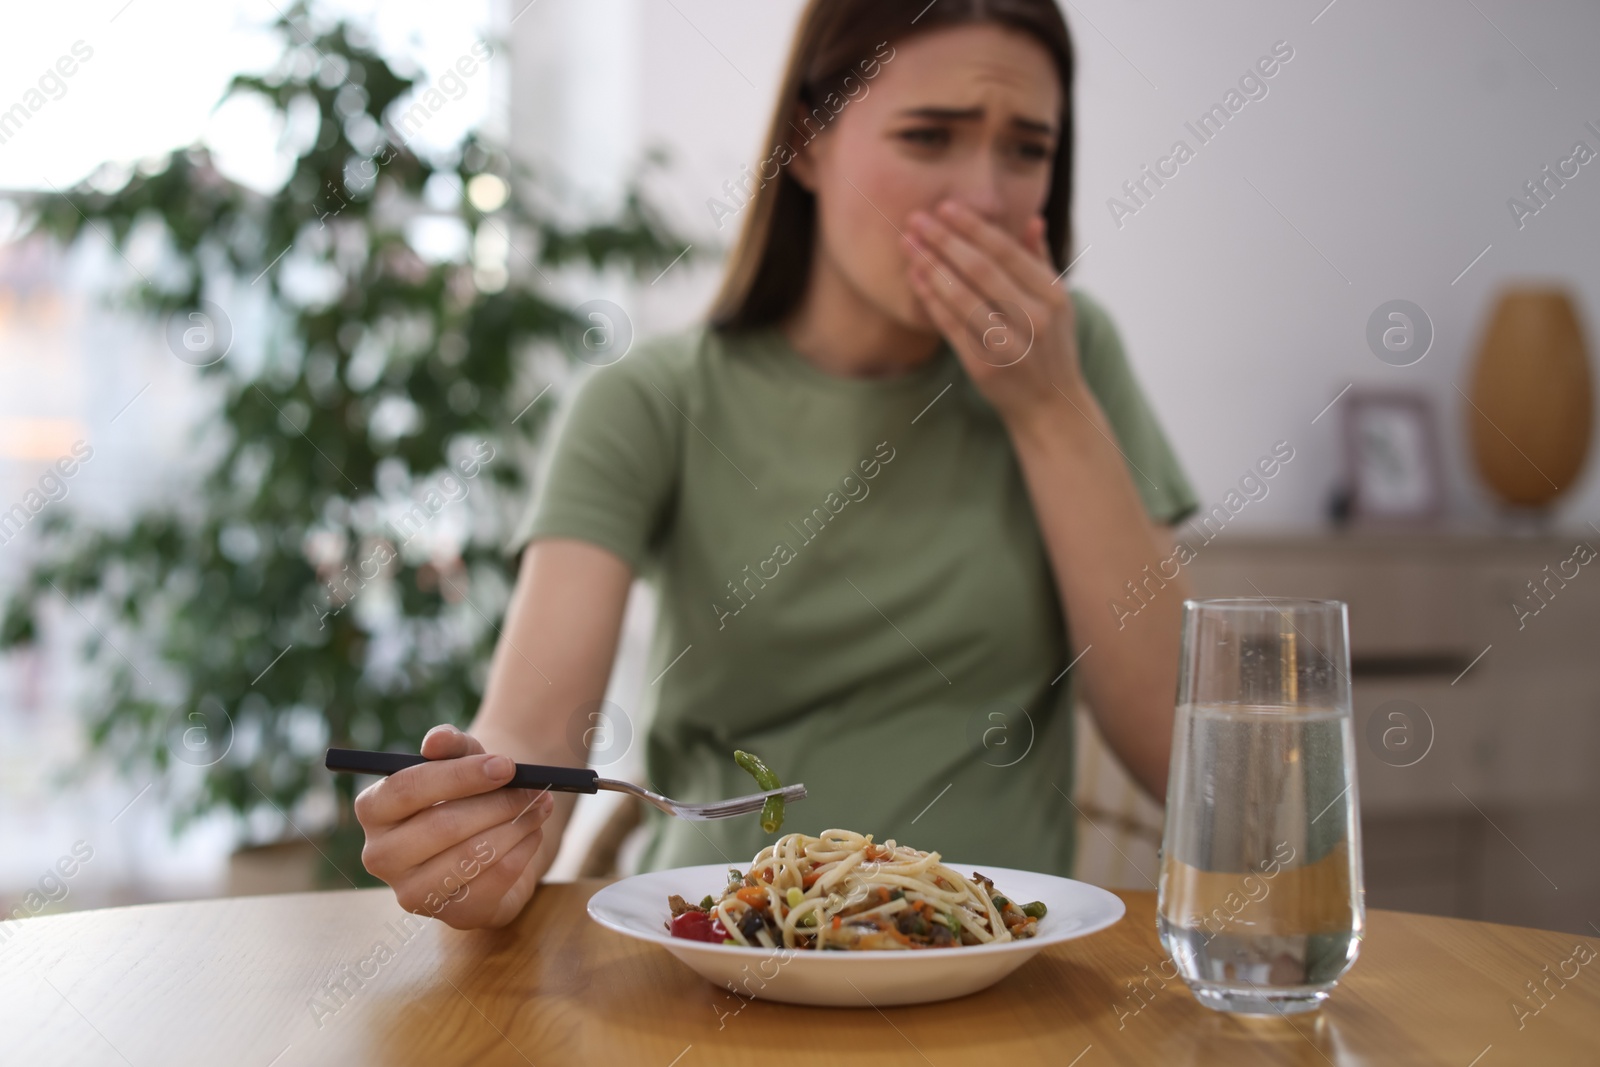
[1022,900,1048,919]
[785,886,804,908]
[992,896,1010,909]
[733,749,785,834]
[700,895,715,911]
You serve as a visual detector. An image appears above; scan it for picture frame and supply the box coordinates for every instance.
[1341,390,1446,524]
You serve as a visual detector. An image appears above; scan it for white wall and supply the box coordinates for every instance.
[1065,0,1600,531]
[508,0,1600,533]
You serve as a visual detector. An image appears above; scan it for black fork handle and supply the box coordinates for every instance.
[324,747,599,794]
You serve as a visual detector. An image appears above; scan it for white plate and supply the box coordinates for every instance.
[586,861,1126,1006]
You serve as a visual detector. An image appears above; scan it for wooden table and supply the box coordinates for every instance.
[3,883,1596,1065]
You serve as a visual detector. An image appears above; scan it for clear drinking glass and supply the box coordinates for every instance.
[1157,598,1364,1015]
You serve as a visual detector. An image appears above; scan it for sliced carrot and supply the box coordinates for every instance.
[735,886,767,907]
[802,870,823,888]
[832,915,842,930]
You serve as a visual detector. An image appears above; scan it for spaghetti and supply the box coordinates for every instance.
[666,829,1047,950]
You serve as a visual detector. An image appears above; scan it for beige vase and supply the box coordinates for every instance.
[226,838,322,896]
[1465,287,1593,509]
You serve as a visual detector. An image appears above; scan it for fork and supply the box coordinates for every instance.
[324,747,807,821]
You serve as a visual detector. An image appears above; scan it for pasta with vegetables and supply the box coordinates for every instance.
[666,829,1047,950]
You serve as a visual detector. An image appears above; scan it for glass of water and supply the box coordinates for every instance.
[1158,598,1364,1015]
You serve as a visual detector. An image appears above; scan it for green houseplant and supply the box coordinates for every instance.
[0,2,688,885]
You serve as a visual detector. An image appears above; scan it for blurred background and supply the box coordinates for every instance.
[1,0,1596,936]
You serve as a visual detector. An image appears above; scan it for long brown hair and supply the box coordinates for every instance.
[707,0,1077,331]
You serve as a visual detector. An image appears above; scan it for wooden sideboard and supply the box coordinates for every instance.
[1187,531,1600,936]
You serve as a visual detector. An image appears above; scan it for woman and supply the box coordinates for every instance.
[355,0,1196,929]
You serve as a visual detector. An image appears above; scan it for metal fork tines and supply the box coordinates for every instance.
[597,778,808,821]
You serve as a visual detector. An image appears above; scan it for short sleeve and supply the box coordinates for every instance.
[1072,290,1199,526]
[506,342,685,571]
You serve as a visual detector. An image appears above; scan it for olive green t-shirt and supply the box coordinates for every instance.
[511,290,1197,877]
